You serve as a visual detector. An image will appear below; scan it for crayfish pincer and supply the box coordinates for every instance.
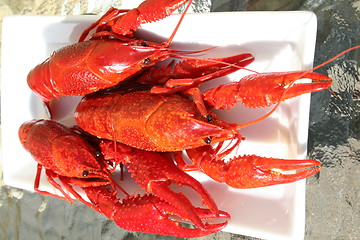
[84,186,229,238]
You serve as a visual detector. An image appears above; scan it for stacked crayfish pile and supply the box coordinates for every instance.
[18,0,332,238]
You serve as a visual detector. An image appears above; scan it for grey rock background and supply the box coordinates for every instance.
[0,0,359,239]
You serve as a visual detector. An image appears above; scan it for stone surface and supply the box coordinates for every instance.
[0,0,359,239]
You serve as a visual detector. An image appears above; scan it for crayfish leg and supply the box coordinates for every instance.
[173,151,200,171]
[34,165,75,203]
[35,166,107,213]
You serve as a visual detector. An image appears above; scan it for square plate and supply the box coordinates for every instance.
[1,12,317,240]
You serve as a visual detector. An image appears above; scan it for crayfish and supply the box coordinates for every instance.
[19,119,229,237]
[19,0,358,238]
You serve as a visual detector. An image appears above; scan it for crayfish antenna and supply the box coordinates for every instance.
[163,0,194,47]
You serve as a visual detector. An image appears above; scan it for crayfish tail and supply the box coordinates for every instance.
[27,59,59,103]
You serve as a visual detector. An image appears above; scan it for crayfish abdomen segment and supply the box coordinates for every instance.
[27,59,58,103]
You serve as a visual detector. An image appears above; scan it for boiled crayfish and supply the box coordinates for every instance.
[26,0,253,105]
[19,119,229,237]
[74,70,330,188]
[19,0,355,237]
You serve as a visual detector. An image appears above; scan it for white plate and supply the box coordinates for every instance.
[1,12,318,240]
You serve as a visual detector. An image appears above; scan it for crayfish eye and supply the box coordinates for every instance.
[141,41,149,47]
[95,151,101,158]
[143,58,151,65]
[82,170,89,177]
[204,136,212,144]
[206,114,214,123]
[105,160,114,167]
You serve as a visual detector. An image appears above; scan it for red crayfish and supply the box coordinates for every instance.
[19,119,229,237]
[74,71,329,188]
[26,0,252,105]
[19,0,359,237]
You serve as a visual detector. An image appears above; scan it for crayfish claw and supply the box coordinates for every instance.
[195,208,231,220]
[203,70,332,109]
[99,140,221,230]
[263,71,333,105]
[223,155,321,188]
[84,186,229,238]
[127,151,222,230]
[252,157,322,186]
[186,150,321,189]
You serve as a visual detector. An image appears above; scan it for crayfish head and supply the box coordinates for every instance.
[50,133,111,180]
[144,94,242,151]
[128,40,172,69]
[204,113,243,145]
